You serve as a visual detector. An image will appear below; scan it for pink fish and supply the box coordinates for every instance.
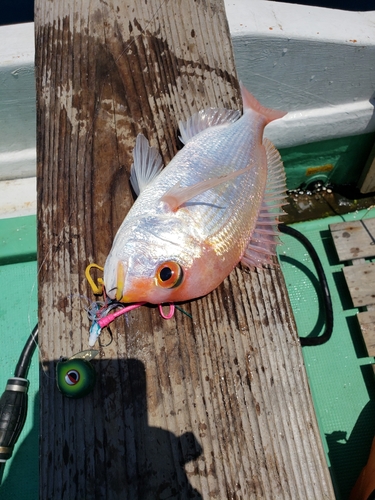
[103,84,287,304]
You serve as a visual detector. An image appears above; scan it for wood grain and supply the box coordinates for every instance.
[359,141,375,194]
[343,261,375,307]
[35,0,334,498]
[357,311,375,357]
[330,219,375,261]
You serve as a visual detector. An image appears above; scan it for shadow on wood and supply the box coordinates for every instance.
[55,357,202,498]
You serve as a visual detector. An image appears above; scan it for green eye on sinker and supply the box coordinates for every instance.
[56,354,97,398]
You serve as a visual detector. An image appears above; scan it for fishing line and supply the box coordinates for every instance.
[359,204,375,245]
[26,211,76,378]
[252,72,335,107]
[175,305,193,319]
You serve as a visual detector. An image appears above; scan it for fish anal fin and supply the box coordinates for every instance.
[179,108,241,144]
[161,164,253,211]
[130,134,164,196]
[241,138,287,269]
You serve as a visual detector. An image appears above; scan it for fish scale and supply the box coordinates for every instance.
[141,116,265,243]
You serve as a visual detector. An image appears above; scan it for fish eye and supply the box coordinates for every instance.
[156,261,183,289]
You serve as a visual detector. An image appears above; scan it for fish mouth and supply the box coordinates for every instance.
[115,261,126,301]
[103,257,128,301]
[114,260,151,303]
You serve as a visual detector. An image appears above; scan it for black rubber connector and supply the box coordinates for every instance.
[0,324,38,484]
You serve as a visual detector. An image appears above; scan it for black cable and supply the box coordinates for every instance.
[14,324,38,378]
[0,323,38,486]
[278,224,334,346]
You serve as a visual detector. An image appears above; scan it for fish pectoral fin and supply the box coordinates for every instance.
[130,134,164,196]
[178,108,241,145]
[160,165,253,211]
[241,138,287,269]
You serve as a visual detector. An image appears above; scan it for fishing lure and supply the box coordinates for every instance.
[85,294,174,346]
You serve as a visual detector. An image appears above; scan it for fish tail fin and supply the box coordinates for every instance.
[240,82,287,124]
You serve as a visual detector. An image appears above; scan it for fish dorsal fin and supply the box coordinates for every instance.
[129,134,164,196]
[241,139,287,269]
[179,108,241,144]
[161,164,253,212]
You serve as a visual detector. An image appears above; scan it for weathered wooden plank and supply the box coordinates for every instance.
[330,219,375,261]
[343,262,375,307]
[357,311,375,357]
[359,141,375,194]
[35,0,334,498]
[331,220,375,360]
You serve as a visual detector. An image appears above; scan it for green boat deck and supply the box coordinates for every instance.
[1,209,375,499]
[278,209,375,499]
[0,215,38,498]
